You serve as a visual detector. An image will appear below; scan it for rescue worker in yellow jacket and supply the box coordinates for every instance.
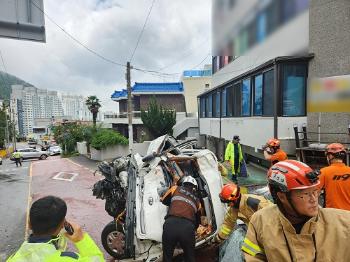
[214,183,272,243]
[242,160,350,261]
[7,196,104,262]
[225,135,243,182]
[161,176,202,262]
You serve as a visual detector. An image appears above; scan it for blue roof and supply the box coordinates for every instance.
[183,69,212,77]
[111,82,183,100]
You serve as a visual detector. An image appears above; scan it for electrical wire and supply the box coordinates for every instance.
[31,0,126,68]
[129,0,156,63]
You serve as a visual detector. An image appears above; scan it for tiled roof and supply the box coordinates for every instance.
[111,82,183,100]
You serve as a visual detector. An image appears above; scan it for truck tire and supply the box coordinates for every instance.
[39,155,47,160]
[101,221,126,259]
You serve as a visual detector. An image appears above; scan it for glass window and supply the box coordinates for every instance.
[239,30,248,55]
[282,64,307,116]
[234,82,242,117]
[212,93,217,117]
[234,36,241,58]
[200,97,206,117]
[208,95,213,117]
[222,88,227,117]
[241,79,251,116]
[216,91,221,117]
[266,1,280,35]
[227,86,234,117]
[263,70,274,116]
[254,75,263,115]
[256,12,267,43]
[296,0,309,12]
[247,21,257,48]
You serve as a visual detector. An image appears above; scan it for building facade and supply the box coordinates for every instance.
[109,82,186,142]
[11,85,64,137]
[60,94,93,121]
[199,0,350,164]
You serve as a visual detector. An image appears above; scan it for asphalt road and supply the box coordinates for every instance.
[0,158,31,260]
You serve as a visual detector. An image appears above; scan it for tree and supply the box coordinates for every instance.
[86,96,101,126]
[141,97,176,138]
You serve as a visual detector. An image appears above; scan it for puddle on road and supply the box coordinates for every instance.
[0,173,21,183]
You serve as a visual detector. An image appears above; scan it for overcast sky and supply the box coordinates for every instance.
[0,0,211,111]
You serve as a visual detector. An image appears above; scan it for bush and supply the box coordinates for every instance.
[91,129,128,150]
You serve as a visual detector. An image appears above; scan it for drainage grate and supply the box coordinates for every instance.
[52,172,78,182]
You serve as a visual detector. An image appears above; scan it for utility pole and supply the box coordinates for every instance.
[10,100,16,150]
[126,61,133,152]
[5,102,9,145]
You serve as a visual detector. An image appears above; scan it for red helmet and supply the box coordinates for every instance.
[219,183,241,203]
[267,138,280,148]
[326,143,346,154]
[267,160,320,193]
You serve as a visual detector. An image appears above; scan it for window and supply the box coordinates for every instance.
[200,97,206,117]
[256,12,267,43]
[241,78,251,116]
[233,82,242,117]
[212,93,217,117]
[222,88,227,117]
[263,70,274,116]
[226,85,234,117]
[254,75,263,115]
[282,64,307,116]
[216,91,221,117]
[208,95,213,117]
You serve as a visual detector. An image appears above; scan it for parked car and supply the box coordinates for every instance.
[10,148,49,161]
[0,157,2,165]
[93,135,226,261]
[48,145,62,156]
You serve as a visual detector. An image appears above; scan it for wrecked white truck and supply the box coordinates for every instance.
[93,135,227,261]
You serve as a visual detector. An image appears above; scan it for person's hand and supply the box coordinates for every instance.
[64,221,84,243]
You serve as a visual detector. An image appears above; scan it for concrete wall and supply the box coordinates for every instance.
[182,76,211,113]
[212,11,309,88]
[307,0,350,144]
[77,142,88,155]
[91,145,129,161]
[200,116,306,155]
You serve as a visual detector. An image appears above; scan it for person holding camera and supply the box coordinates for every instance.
[7,196,104,262]
[263,138,287,165]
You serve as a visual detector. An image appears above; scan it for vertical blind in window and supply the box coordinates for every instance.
[254,75,263,115]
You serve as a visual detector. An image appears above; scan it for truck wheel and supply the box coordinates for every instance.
[40,155,47,160]
[101,221,126,259]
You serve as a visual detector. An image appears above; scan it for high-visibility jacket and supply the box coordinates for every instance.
[269,149,287,165]
[7,233,104,262]
[319,162,350,210]
[12,151,22,159]
[242,205,350,261]
[218,194,272,241]
[224,142,243,174]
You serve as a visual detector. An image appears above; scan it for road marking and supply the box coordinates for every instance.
[24,162,33,239]
[66,158,83,168]
[52,172,79,182]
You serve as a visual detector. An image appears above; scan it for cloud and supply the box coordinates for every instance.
[0,0,211,111]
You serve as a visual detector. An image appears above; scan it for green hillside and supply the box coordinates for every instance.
[0,71,32,100]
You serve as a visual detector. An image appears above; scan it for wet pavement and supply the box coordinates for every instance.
[30,156,113,260]
[0,158,31,260]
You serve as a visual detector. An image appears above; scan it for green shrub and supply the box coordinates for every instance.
[91,129,128,150]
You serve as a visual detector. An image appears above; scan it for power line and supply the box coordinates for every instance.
[31,0,126,68]
[129,0,156,63]
[189,52,211,70]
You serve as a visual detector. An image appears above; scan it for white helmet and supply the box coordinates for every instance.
[182,176,198,188]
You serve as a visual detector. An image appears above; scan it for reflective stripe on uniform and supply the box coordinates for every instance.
[220,225,231,235]
[241,238,264,256]
[171,196,197,212]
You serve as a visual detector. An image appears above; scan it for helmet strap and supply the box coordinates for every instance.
[278,192,310,225]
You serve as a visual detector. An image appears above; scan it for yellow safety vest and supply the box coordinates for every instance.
[224,141,243,174]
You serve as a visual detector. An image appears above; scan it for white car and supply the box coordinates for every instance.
[11,148,49,161]
[48,145,62,156]
[98,135,226,261]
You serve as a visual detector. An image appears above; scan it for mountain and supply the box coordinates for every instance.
[0,71,33,100]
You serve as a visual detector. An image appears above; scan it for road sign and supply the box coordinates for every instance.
[0,0,46,42]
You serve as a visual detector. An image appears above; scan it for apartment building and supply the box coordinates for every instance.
[60,94,93,121]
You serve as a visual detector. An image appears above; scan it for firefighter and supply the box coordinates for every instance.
[161,176,201,262]
[319,143,350,210]
[242,160,350,261]
[225,135,244,182]
[12,149,22,167]
[263,138,287,165]
[214,183,272,243]
[7,196,104,262]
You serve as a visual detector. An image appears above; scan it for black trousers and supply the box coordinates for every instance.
[162,216,196,262]
[15,158,22,167]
